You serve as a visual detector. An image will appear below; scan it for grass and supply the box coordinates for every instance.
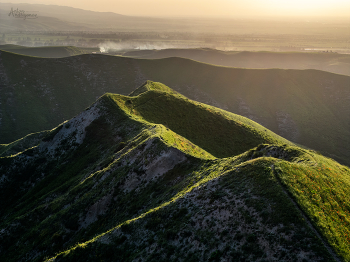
[46,145,346,262]
[1,82,350,261]
[275,153,350,260]
[0,130,49,157]
[135,58,350,166]
[108,84,292,158]
[0,89,219,261]
[129,80,175,96]
[1,51,350,167]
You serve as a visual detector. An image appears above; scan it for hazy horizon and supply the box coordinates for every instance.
[1,0,350,19]
[1,0,349,54]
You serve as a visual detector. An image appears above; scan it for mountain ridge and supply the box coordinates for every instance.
[1,82,350,261]
[1,51,349,167]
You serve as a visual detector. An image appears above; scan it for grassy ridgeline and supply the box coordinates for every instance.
[111,82,292,158]
[1,84,350,261]
[0,51,350,167]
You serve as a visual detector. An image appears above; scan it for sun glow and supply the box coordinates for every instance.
[2,0,350,18]
[264,0,350,15]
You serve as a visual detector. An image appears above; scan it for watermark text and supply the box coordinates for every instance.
[8,8,38,20]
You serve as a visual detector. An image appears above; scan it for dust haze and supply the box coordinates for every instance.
[0,2,349,54]
[98,41,192,53]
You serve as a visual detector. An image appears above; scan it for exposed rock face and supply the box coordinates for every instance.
[39,100,102,157]
[81,193,113,228]
[121,144,187,193]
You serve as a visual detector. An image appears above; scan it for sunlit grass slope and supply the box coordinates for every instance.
[1,83,350,261]
[242,144,350,261]
[112,80,293,158]
[274,149,350,260]
[136,58,350,166]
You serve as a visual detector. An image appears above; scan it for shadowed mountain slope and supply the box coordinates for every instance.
[1,84,350,261]
[0,51,349,166]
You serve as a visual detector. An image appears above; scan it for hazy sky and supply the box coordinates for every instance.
[2,0,350,18]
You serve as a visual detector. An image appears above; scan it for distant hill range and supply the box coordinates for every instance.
[1,51,349,166]
[1,82,349,261]
[3,45,349,76]
[123,48,350,76]
[0,44,86,57]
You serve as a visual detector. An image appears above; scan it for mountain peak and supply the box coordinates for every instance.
[129,80,177,96]
[1,82,350,262]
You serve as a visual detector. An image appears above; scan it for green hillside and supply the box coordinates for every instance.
[123,81,292,157]
[0,45,86,58]
[0,84,349,261]
[0,51,349,167]
[136,58,350,166]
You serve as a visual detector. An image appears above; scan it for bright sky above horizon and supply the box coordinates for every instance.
[2,0,350,18]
